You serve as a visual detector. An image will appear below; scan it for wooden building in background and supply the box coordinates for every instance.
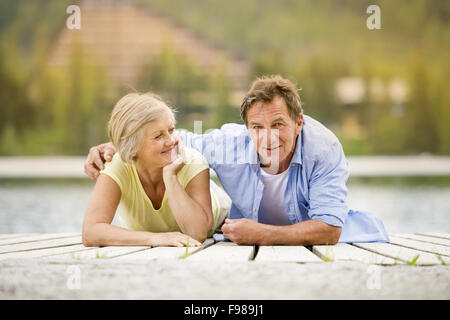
[46,0,250,105]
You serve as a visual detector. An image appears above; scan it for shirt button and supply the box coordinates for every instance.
[292,164,296,167]
[253,208,256,212]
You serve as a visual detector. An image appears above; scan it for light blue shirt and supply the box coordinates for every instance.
[179,115,389,243]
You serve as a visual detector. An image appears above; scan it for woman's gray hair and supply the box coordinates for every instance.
[108,92,175,163]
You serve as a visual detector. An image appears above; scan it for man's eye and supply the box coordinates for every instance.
[274,123,282,127]
[253,126,262,129]
[155,135,162,139]
[169,128,175,133]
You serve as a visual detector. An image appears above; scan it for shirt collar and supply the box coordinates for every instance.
[248,139,260,170]
[290,131,303,165]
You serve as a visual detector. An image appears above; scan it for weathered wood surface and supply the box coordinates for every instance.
[0,232,448,265]
[187,241,256,261]
[113,239,215,260]
[0,244,89,260]
[353,242,450,266]
[0,233,79,246]
[388,235,450,257]
[254,245,323,263]
[0,235,82,254]
[312,243,399,265]
[49,246,152,260]
[416,232,450,241]
[395,233,450,247]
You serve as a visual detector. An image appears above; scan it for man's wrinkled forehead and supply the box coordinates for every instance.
[246,96,291,123]
[248,116,288,127]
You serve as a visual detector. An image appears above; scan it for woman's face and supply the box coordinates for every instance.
[135,111,179,168]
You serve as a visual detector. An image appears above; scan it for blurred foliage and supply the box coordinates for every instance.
[136,41,237,131]
[0,0,449,155]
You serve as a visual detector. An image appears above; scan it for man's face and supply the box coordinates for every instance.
[246,95,303,172]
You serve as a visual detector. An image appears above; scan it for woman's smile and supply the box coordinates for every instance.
[161,146,175,154]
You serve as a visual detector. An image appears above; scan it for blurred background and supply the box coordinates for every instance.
[0,0,449,235]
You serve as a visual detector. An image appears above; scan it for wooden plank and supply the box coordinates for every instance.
[0,236,82,254]
[0,233,38,240]
[254,246,323,263]
[0,244,92,260]
[46,246,151,260]
[312,243,399,265]
[0,233,80,246]
[395,233,450,247]
[416,232,450,241]
[114,239,215,260]
[186,241,255,262]
[388,235,450,257]
[353,242,450,266]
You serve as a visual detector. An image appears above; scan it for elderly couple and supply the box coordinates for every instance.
[82,75,389,248]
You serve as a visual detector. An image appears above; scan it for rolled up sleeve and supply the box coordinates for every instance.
[308,142,349,227]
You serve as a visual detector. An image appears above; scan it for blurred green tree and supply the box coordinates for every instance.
[0,31,35,155]
[404,52,438,153]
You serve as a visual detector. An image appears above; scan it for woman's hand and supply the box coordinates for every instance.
[148,232,202,247]
[162,143,186,181]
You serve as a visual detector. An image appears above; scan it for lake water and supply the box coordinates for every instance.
[0,178,449,235]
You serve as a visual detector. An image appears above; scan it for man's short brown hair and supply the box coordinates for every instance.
[240,75,303,125]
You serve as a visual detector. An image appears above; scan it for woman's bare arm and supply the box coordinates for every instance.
[82,174,201,247]
[164,169,214,243]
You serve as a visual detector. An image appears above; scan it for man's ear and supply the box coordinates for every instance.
[296,113,304,134]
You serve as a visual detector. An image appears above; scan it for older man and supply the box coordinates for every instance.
[84,75,389,245]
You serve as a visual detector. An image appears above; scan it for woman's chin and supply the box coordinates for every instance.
[160,154,176,164]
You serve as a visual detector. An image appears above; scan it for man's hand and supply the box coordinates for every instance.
[84,142,117,180]
[222,218,342,246]
[221,218,268,245]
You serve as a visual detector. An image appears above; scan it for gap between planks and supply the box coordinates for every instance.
[395,233,450,247]
[415,232,450,241]
[388,235,450,257]
[0,244,95,260]
[254,245,323,263]
[312,243,399,265]
[0,233,80,246]
[0,235,82,255]
[112,238,216,260]
[353,242,449,266]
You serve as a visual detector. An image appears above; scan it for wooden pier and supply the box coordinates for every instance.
[0,232,449,299]
[0,232,449,265]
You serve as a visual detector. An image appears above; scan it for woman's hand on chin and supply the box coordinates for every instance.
[148,232,202,247]
[162,143,186,181]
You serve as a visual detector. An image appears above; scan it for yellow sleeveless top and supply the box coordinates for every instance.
[100,147,220,237]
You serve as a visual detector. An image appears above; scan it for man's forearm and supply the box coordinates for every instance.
[261,219,341,246]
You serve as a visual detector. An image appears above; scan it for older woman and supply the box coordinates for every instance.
[82,93,230,247]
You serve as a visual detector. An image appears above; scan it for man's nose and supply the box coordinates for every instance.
[261,129,279,145]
